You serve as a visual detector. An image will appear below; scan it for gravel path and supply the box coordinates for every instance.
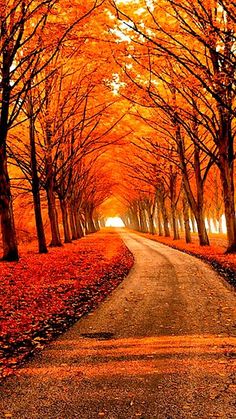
[0,231,236,419]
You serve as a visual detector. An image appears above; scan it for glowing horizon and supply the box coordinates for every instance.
[105,217,125,228]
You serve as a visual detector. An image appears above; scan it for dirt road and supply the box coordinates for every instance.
[0,232,236,418]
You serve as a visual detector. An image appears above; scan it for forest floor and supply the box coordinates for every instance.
[137,231,236,290]
[0,230,134,381]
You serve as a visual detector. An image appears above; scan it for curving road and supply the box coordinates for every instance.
[0,232,236,418]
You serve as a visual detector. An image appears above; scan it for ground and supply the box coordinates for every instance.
[0,231,235,419]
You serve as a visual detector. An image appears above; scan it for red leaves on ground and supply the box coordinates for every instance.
[0,231,134,380]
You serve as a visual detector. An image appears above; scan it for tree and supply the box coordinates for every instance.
[109,0,236,251]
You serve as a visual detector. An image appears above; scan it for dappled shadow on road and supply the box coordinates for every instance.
[17,335,236,381]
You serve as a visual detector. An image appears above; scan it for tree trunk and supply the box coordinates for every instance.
[69,207,78,240]
[182,195,192,243]
[46,183,62,247]
[85,207,96,234]
[138,205,149,233]
[219,161,236,252]
[157,189,170,237]
[59,198,72,243]
[195,211,210,246]
[178,212,184,233]
[0,153,19,261]
[190,213,196,233]
[44,81,62,247]
[178,138,209,245]
[148,212,155,234]
[212,216,218,233]
[218,216,223,234]
[29,111,47,254]
[87,215,96,234]
[75,212,84,238]
[131,208,140,231]
[207,216,212,234]
[146,205,155,234]
[32,187,48,253]
[94,217,100,232]
[156,203,163,236]
[171,206,180,240]
[170,168,180,240]
[0,42,19,261]
[100,218,106,228]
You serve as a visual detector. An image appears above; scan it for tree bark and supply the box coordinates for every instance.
[170,167,180,240]
[75,211,84,238]
[59,198,72,243]
[29,109,47,254]
[0,156,19,261]
[190,213,196,233]
[183,194,192,243]
[46,183,62,247]
[157,187,170,237]
[219,157,236,252]
[156,202,163,236]
[145,202,155,235]
[138,204,149,233]
[177,212,184,233]
[178,136,209,245]
[131,206,140,231]
[85,207,96,234]
[0,30,19,261]
[69,207,78,240]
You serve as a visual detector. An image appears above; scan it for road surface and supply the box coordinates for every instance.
[0,232,236,419]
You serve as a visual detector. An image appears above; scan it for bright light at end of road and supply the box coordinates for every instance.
[105,217,125,228]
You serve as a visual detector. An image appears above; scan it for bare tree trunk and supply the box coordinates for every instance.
[94,217,100,231]
[146,205,155,234]
[32,185,48,253]
[46,183,62,247]
[156,202,163,236]
[59,198,72,243]
[29,109,47,254]
[157,188,170,237]
[178,138,209,245]
[195,211,209,246]
[218,216,223,234]
[131,208,140,231]
[148,212,155,234]
[170,168,180,240]
[212,216,218,233]
[88,215,96,233]
[219,160,236,252]
[183,195,192,243]
[69,207,78,240]
[138,205,149,233]
[100,218,106,228]
[178,212,184,233]
[0,155,19,260]
[190,213,196,233]
[207,216,212,234]
[85,207,96,234]
[0,44,18,261]
[75,211,84,238]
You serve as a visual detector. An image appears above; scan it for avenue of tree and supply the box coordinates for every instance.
[0,0,235,260]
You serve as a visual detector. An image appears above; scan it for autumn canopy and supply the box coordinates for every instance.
[0,0,235,260]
